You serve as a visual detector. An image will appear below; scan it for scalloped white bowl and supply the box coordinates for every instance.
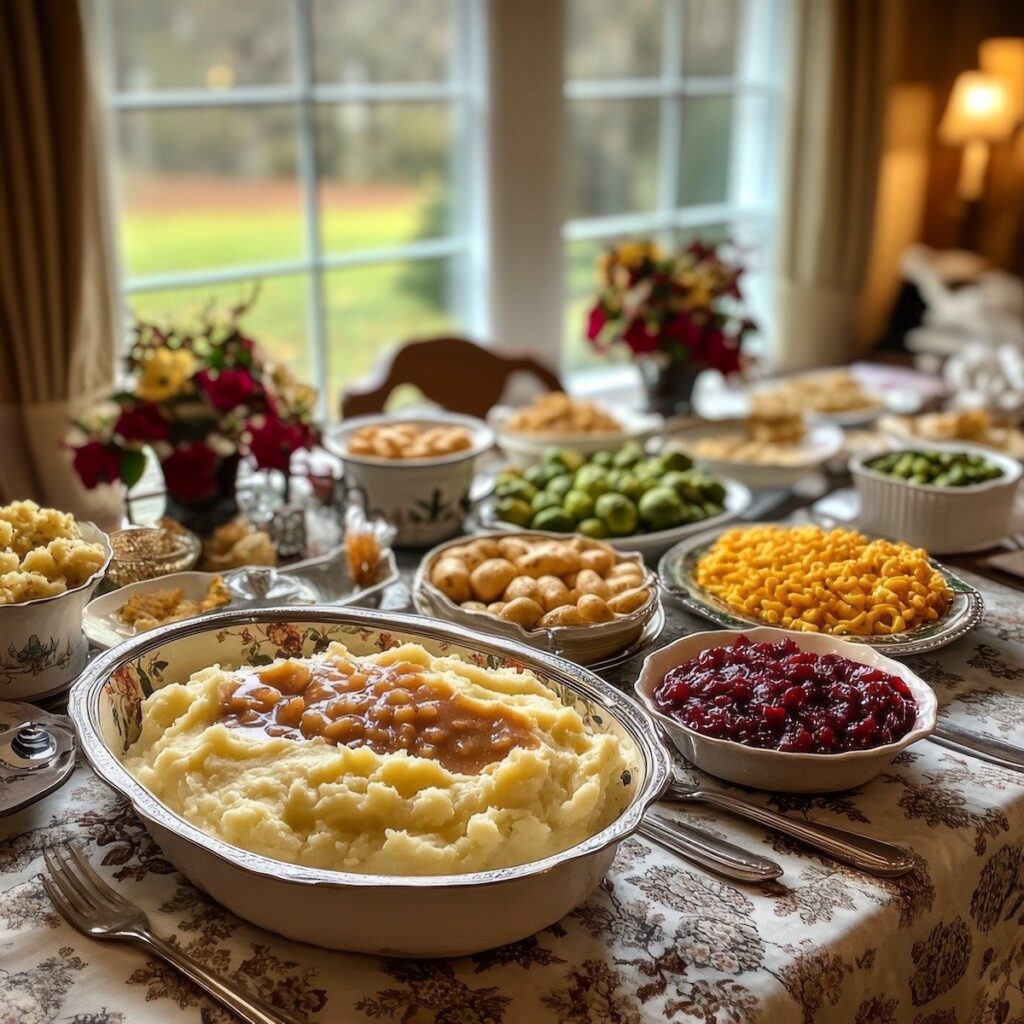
[69,606,670,956]
[634,627,937,793]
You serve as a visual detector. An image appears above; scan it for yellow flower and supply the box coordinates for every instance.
[616,240,665,269]
[135,347,196,402]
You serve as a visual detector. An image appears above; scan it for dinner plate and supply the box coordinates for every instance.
[478,477,752,561]
[657,524,985,656]
[668,419,844,489]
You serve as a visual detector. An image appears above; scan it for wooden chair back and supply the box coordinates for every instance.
[340,336,564,419]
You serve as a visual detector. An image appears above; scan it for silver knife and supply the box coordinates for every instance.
[662,776,915,877]
[930,722,1024,773]
[639,812,783,882]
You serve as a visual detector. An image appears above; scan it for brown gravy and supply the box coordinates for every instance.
[218,656,538,776]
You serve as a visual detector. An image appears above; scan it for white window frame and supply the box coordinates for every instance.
[562,0,788,382]
[92,0,488,417]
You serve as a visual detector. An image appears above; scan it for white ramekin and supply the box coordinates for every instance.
[849,442,1022,554]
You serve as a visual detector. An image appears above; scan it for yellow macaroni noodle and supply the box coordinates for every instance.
[695,525,952,636]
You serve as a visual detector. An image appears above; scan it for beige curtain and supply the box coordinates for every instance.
[771,0,901,371]
[0,0,121,526]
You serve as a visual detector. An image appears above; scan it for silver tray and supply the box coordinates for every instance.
[658,524,985,657]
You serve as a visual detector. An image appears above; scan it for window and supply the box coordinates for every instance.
[564,0,786,376]
[92,0,485,414]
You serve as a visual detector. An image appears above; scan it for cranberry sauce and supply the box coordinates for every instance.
[653,635,918,753]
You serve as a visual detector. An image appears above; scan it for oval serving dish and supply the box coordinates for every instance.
[69,607,670,957]
[658,523,984,657]
[635,627,937,793]
[413,531,662,666]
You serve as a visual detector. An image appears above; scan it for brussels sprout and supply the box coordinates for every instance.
[497,497,533,527]
[577,517,610,539]
[638,486,685,530]
[618,473,645,503]
[701,479,726,504]
[613,441,645,468]
[634,458,664,480]
[657,450,693,473]
[563,488,596,522]
[544,447,585,473]
[532,507,576,533]
[700,500,725,519]
[574,464,611,498]
[659,469,694,498]
[524,463,552,488]
[495,476,538,503]
[531,490,560,513]
[547,473,574,500]
[591,450,614,467]
[595,492,638,536]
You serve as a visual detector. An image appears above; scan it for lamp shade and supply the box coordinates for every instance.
[939,71,1016,143]
[980,37,1024,122]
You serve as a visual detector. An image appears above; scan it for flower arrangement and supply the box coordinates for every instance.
[69,295,320,507]
[585,239,756,376]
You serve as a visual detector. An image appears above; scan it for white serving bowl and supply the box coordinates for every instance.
[668,419,844,490]
[0,523,110,700]
[850,442,1022,554]
[413,531,660,665]
[325,412,495,546]
[69,607,670,956]
[489,405,663,465]
[479,477,751,561]
[634,627,937,793]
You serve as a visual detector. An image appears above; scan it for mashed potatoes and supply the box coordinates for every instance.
[123,642,631,876]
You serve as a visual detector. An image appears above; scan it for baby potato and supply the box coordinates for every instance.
[536,574,572,611]
[608,560,644,579]
[467,538,501,561]
[576,593,615,623]
[574,568,611,600]
[579,548,615,575]
[470,558,518,602]
[607,586,652,614]
[486,601,507,614]
[607,576,640,595]
[516,543,580,578]
[431,557,472,603]
[498,596,545,628]
[497,537,531,562]
[462,601,487,611]
[504,575,541,602]
[446,544,487,570]
[538,605,585,628]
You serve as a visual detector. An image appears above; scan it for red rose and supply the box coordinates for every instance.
[161,442,219,500]
[248,412,305,473]
[585,305,608,342]
[700,328,742,375]
[72,441,121,489]
[621,318,659,355]
[197,368,256,412]
[114,403,169,443]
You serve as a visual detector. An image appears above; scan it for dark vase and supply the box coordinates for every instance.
[638,357,703,418]
[162,453,241,537]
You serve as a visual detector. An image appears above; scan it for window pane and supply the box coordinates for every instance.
[116,107,303,277]
[110,0,293,91]
[568,100,660,219]
[312,0,453,83]
[674,222,730,248]
[126,276,311,385]
[682,0,741,77]
[324,261,458,407]
[566,0,663,79]
[316,104,453,254]
[678,96,734,207]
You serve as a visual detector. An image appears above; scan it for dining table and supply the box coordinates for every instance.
[4,484,1024,1024]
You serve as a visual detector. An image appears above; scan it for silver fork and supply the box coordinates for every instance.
[40,843,305,1024]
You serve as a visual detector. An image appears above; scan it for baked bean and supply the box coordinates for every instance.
[300,711,327,737]
[259,660,311,694]
[393,705,416,725]
[276,697,306,727]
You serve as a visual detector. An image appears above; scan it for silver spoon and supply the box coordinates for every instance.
[662,769,915,877]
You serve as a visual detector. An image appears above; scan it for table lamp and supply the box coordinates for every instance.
[938,70,1016,201]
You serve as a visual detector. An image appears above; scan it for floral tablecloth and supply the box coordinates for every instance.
[3,568,1024,1024]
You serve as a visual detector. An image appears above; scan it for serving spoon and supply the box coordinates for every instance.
[661,768,915,877]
